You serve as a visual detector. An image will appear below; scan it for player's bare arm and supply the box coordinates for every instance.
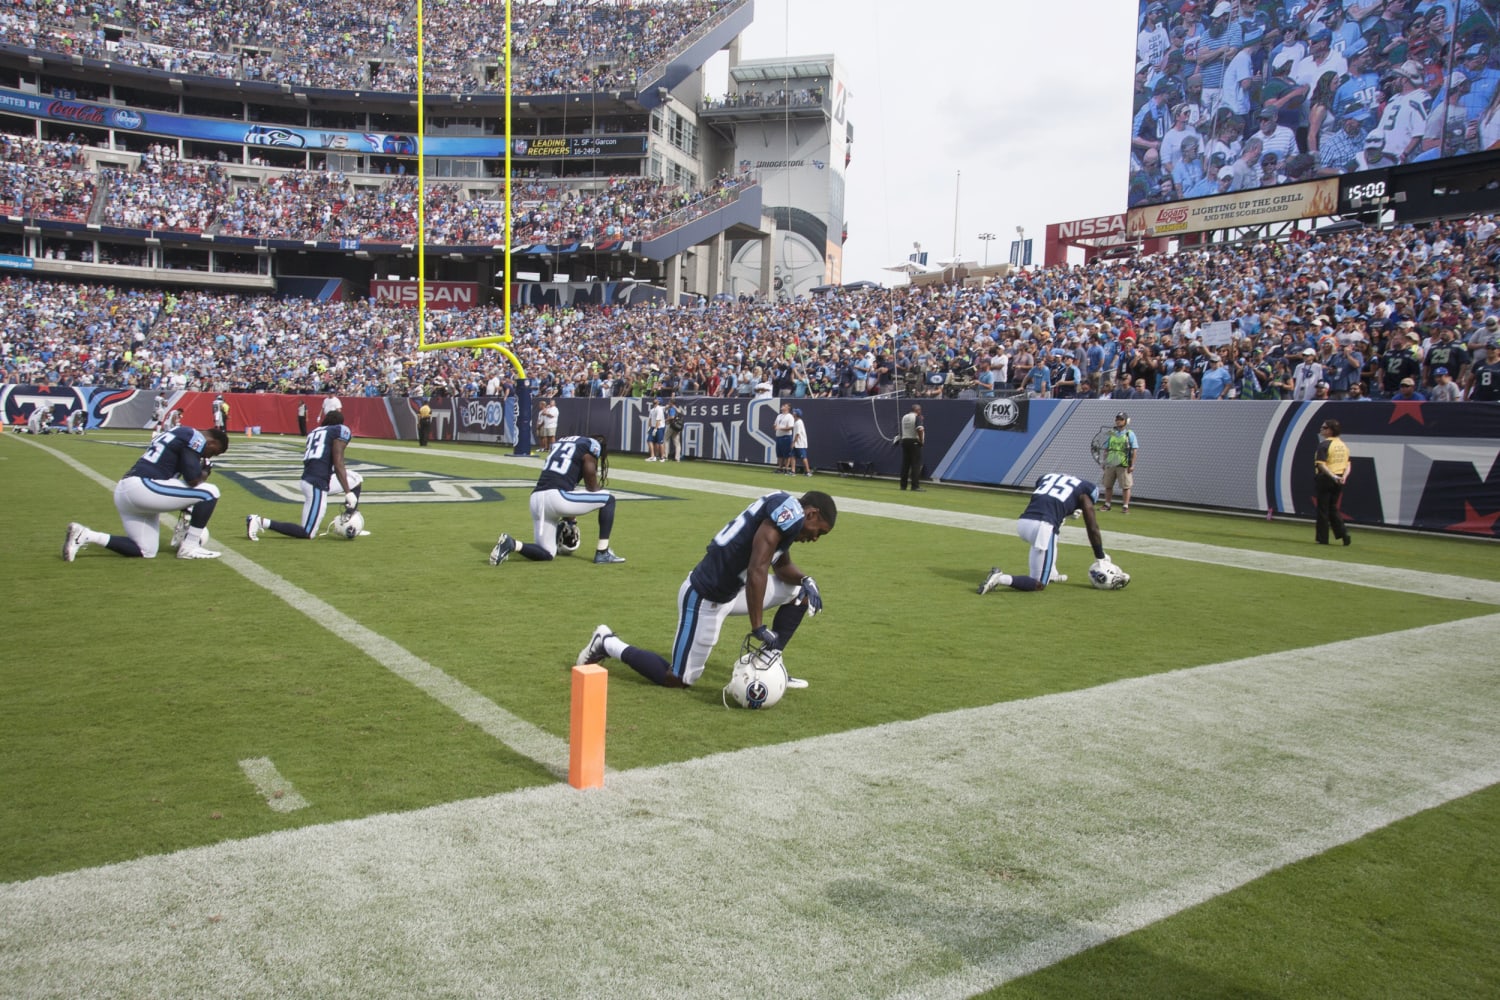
[331,438,353,495]
[744,520,784,631]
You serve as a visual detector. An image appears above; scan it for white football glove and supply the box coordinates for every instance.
[344,493,358,510]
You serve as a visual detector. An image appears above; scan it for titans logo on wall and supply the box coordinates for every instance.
[1272,403,1500,538]
[2,384,86,428]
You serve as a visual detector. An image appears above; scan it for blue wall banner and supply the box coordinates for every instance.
[0,88,648,159]
[5,384,1495,538]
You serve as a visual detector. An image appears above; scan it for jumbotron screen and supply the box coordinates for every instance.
[1128,0,1500,206]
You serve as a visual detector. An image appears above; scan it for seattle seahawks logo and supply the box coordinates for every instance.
[983,398,1020,428]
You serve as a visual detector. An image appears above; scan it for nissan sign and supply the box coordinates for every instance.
[370,280,481,311]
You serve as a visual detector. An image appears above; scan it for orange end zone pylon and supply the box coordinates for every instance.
[569,664,608,789]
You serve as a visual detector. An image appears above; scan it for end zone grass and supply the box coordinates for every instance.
[2,431,1496,997]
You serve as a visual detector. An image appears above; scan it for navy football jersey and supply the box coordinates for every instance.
[302,422,353,487]
[126,427,210,482]
[690,492,805,602]
[535,436,600,492]
[1019,473,1099,528]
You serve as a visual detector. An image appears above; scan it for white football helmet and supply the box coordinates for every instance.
[330,509,365,540]
[723,636,789,709]
[557,518,581,553]
[1088,558,1130,590]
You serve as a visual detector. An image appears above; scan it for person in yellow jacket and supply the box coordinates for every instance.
[417,401,432,446]
[1313,418,1352,546]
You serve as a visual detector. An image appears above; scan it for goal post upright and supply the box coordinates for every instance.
[410,0,525,386]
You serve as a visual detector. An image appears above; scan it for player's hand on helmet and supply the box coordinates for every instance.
[799,575,823,615]
[344,494,358,510]
[750,625,778,646]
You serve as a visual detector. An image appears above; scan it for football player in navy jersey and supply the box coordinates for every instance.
[978,473,1111,594]
[245,410,362,541]
[62,426,229,561]
[489,434,624,565]
[576,490,836,689]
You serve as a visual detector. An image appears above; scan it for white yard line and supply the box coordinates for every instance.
[17,435,572,778]
[237,758,309,813]
[2,614,1497,999]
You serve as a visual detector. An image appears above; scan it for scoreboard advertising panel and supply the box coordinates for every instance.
[1128,1,1498,212]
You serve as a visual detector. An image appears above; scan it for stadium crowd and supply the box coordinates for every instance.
[4,215,1499,403]
[5,137,752,245]
[0,0,735,96]
[1129,0,1500,203]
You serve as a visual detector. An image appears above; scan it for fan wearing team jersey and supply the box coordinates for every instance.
[978,473,1112,594]
[62,425,229,562]
[576,490,836,690]
[245,409,362,541]
[489,434,624,565]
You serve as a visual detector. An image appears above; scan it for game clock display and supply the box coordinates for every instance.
[1341,172,1391,209]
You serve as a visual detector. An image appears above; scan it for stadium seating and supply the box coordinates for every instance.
[5,215,1496,403]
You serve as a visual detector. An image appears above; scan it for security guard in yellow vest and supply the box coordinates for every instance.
[1314,417,1352,545]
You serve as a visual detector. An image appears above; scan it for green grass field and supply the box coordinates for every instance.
[2,429,1496,999]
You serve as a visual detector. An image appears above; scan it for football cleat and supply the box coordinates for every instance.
[1050,572,1069,584]
[245,514,261,541]
[785,677,810,689]
[170,512,190,549]
[176,544,222,560]
[593,549,626,564]
[978,567,1005,595]
[576,624,615,666]
[488,533,516,566]
[62,522,87,562]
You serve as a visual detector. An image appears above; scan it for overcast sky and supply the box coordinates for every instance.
[705,0,1138,283]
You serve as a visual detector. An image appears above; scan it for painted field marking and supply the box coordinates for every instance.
[17,435,572,779]
[1,613,1496,998]
[237,758,309,813]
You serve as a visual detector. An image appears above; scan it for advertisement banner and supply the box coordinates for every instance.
[508,136,649,158]
[0,86,504,156]
[369,280,481,311]
[974,396,1029,432]
[1127,179,1340,238]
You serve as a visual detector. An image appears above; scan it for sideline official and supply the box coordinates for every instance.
[1314,418,1352,546]
[899,404,925,491]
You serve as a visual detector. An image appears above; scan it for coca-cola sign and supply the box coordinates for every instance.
[369,280,480,311]
[46,101,106,126]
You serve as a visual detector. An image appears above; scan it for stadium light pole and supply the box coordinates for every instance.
[978,231,995,267]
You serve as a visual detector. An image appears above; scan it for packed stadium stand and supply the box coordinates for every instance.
[5,213,1498,403]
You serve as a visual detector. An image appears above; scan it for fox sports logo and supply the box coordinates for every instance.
[983,398,1019,428]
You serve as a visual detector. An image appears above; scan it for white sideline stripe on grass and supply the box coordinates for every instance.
[237,758,309,813]
[2,615,1497,999]
[369,446,1500,607]
[19,436,572,778]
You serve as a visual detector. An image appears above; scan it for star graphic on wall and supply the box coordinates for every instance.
[1446,502,1500,537]
[1388,400,1426,425]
